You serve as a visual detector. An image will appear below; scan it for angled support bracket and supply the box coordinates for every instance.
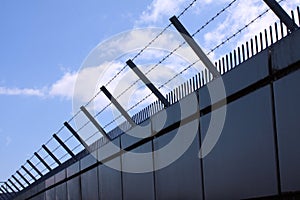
[100,86,136,126]
[170,16,220,78]
[64,121,89,149]
[34,152,52,171]
[0,186,8,194]
[16,171,30,186]
[21,166,36,182]
[4,183,15,194]
[42,145,61,165]
[27,160,42,177]
[263,0,298,32]
[8,179,19,192]
[80,106,111,140]
[53,134,76,159]
[126,60,170,107]
[12,175,25,190]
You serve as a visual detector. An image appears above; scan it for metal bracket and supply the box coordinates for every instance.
[8,179,19,192]
[12,175,25,190]
[80,106,111,140]
[126,59,170,107]
[4,183,15,194]
[53,134,76,159]
[170,16,220,78]
[21,166,36,182]
[27,160,42,177]
[263,0,298,32]
[16,171,30,186]
[100,86,136,126]
[42,145,61,165]
[64,122,89,149]
[1,186,9,194]
[34,152,52,171]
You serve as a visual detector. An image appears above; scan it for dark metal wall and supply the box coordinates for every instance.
[274,69,300,193]
[201,86,278,199]
[12,28,300,200]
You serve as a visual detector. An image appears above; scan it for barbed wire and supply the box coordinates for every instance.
[207,0,285,55]
[51,0,236,145]
[102,0,282,131]
[63,0,204,137]
[177,0,198,18]
[71,143,83,153]
[110,0,237,107]
[76,119,91,133]
[101,59,201,131]
[191,0,237,37]
[85,130,100,143]
[103,114,123,130]
[104,0,199,88]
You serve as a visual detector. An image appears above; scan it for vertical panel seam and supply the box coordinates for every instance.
[268,47,282,196]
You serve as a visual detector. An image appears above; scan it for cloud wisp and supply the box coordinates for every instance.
[0,86,45,97]
[136,0,188,25]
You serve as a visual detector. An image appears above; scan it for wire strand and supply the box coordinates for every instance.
[207,0,284,55]
[102,59,201,130]
[191,0,238,37]
[177,0,198,18]
[68,0,202,126]
[112,0,237,103]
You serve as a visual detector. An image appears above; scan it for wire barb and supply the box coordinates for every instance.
[207,0,285,55]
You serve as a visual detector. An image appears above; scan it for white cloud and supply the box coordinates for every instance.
[136,0,188,25]
[0,86,44,97]
[135,0,236,26]
[0,134,12,148]
[48,72,77,99]
[5,136,12,146]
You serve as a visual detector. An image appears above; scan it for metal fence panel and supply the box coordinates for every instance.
[80,168,99,200]
[201,86,278,199]
[274,69,300,192]
[67,176,82,200]
[154,120,203,199]
[121,141,155,200]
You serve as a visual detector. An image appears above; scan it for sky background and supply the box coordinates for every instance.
[0,0,299,184]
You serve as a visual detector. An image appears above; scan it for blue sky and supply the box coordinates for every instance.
[0,0,299,183]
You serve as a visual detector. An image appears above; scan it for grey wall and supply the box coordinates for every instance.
[201,86,278,199]
[154,120,203,200]
[274,69,300,192]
